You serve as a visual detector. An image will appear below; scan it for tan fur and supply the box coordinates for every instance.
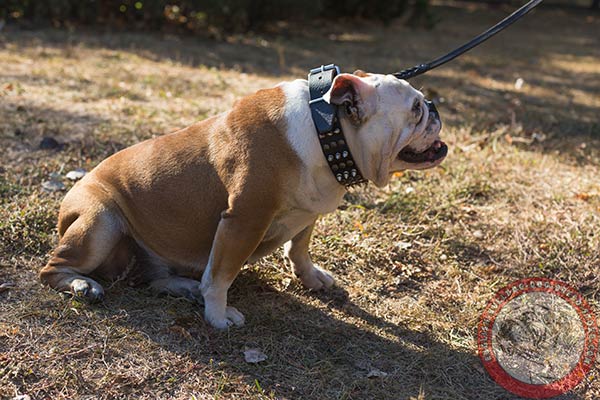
[40,87,300,308]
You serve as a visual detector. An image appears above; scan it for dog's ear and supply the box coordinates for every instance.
[353,69,369,77]
[324,73,373,125]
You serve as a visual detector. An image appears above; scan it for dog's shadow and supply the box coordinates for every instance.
[81,267,584,400]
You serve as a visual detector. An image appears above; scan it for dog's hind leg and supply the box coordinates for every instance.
[40,197,125,302]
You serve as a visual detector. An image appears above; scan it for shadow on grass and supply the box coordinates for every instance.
[0,99,113,149]
[89,270,498,400]
[55,265,582,400]
[2,259,590,399]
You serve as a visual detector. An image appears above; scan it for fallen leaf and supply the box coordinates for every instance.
[367,368,388,378]
[354,221,364,231]
[41,180,65,192]
[66,168,86,181]
[575,193,591,201]
[514,78,524,90]
[396,241,412,250]
[531,132,546,142]
[243,348,268,364]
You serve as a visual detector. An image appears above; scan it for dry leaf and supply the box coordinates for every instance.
[367,368,388,378]
[66,169,86,181]
[396,241,412,250]
[575,193,591,201]
[514,78,524,90]
[41,180,65,192]
[243,348,267,364]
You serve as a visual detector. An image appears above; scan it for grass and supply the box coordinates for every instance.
[1,3,600,399]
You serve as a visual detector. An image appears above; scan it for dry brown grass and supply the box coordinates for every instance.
[1,3,600,399]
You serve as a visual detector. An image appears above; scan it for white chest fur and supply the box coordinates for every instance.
[247,80,349,261]
[279,80,347,215]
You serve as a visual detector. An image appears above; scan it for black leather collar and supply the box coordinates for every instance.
[308,64,366,188]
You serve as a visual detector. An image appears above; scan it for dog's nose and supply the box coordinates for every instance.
[425,99,442,127]
[425,99,438,115]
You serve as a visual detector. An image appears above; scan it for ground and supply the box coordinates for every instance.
[1,2,600,399]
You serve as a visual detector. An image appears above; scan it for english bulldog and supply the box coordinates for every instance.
[40,70,447,329]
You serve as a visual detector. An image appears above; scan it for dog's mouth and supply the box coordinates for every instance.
[397,140,448,163]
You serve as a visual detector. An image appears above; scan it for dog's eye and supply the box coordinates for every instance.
[412,99,423,120]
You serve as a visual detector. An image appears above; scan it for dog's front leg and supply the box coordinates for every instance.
[201,203,275,329]
[284,219,335,290]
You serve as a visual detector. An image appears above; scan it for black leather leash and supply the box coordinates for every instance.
[394,0,544,80]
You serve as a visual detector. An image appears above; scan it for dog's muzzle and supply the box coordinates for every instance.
[397,99,447,164]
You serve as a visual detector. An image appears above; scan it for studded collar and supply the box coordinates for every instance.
[308,65,366,187]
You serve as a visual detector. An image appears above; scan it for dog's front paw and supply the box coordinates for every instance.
[205,306,245,329]
[297,264,335,290]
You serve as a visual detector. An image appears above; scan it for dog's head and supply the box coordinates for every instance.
[324,71,447,187]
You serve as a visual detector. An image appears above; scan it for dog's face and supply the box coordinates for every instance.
[324,71,447,187]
